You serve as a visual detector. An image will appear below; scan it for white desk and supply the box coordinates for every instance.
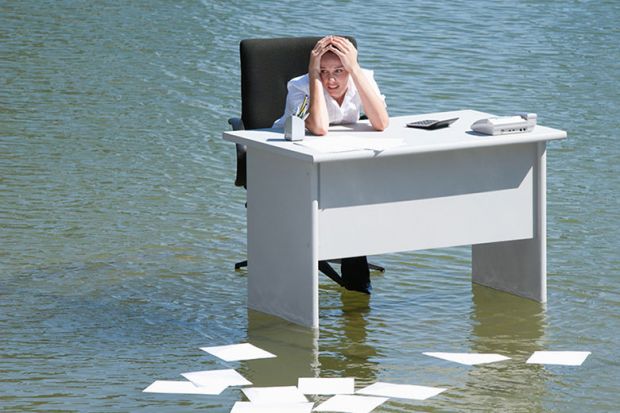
[223,109,567,328]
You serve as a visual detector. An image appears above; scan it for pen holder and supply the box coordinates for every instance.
[284,115,305,141]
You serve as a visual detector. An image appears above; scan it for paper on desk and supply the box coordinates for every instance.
[423,352,511,365]
[181,368,252,388]
[526,351,591,366]
[142,380,228,395]
[242,386,308,404]
[297,377,355,395]
[200,343,276,362]
[230,402,314,413]
[314,394,388,413]
[357,382,446,400]
[296,136,404,153]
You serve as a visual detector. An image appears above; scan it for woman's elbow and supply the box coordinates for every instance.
[373,117,389,132]
[307,123,328,136]
[313,127,328,136]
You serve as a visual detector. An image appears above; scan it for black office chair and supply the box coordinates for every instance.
[228,36,384,289]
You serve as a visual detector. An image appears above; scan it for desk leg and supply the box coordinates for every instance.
[246,148,319,328]
[472,142,547,302]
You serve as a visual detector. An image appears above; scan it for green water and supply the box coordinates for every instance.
[2,1,619,412]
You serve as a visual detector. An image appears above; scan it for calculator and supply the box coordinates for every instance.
[406,117,459,130]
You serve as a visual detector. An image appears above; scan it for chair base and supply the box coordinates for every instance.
[234,259,384,273]
[326,258,385,273]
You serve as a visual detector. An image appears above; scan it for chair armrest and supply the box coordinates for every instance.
[228,117,247,188]
[228,117,245,131]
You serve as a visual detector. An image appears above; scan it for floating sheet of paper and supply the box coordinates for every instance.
[200,343,276,362]
[357,382,446,400]
[142,380,228,395]
[242,386,308,404]
[526,351,591,366]
[314,394,388,413]
[297,377,355,395]
[230,401,314,413]
[423,352,511,365]
[181,368,252,388]
[296,136,404,153]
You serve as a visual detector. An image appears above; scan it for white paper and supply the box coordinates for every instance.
[242,386,308,404]
[230,401,314,413]
[200,343,276,362]
[526,351,591,366]
[297,377,355,395]
[142,380,228,395]
[296,136,404,153]
[357,382,446,400]
[423,352,511,365]
[314,394,388,413]
[181,368,252,388]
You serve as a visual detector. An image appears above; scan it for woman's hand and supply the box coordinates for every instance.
[326,36,360,73]
[328,37,389,131]
[306,37,333,135]
[309,36,333,78]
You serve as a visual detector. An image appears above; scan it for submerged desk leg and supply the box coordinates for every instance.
[246,148,319,328]
[472,142,547,302]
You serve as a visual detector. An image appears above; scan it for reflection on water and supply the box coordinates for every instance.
[239,286,550,411]
[470,283,547,354]
[463,284,549,412]
[321,292,380,387]
[242,291,380,386]
[241,293,380,405]
[243,311,318,387]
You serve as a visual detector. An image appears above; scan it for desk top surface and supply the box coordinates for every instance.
[223,109,567,163]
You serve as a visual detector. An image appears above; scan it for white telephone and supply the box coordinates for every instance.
[471,113,537,135]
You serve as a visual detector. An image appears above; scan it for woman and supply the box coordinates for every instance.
[273,36,389,135]
[273,36,389,294]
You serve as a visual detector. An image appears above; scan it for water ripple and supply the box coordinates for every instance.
[2,0,620,411]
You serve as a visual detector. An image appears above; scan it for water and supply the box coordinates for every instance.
[1,0,619,411]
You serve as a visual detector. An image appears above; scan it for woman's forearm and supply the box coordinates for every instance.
[349,67,389,131]
[305,75,330,135]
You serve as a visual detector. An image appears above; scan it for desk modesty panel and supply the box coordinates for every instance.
[317,142,537,260]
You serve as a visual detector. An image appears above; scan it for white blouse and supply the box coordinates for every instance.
[272,68,385,129]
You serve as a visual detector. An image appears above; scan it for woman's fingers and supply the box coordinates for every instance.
[311,36,359,72]
[326,38,358,71]
[330,36,352,51]
[310,37,332,73]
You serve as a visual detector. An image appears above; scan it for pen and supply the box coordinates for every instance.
[297,94,309,118]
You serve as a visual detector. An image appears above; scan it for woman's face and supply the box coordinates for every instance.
[319,52,349,103]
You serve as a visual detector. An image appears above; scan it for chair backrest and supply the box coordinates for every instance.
[239,36,357,130]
